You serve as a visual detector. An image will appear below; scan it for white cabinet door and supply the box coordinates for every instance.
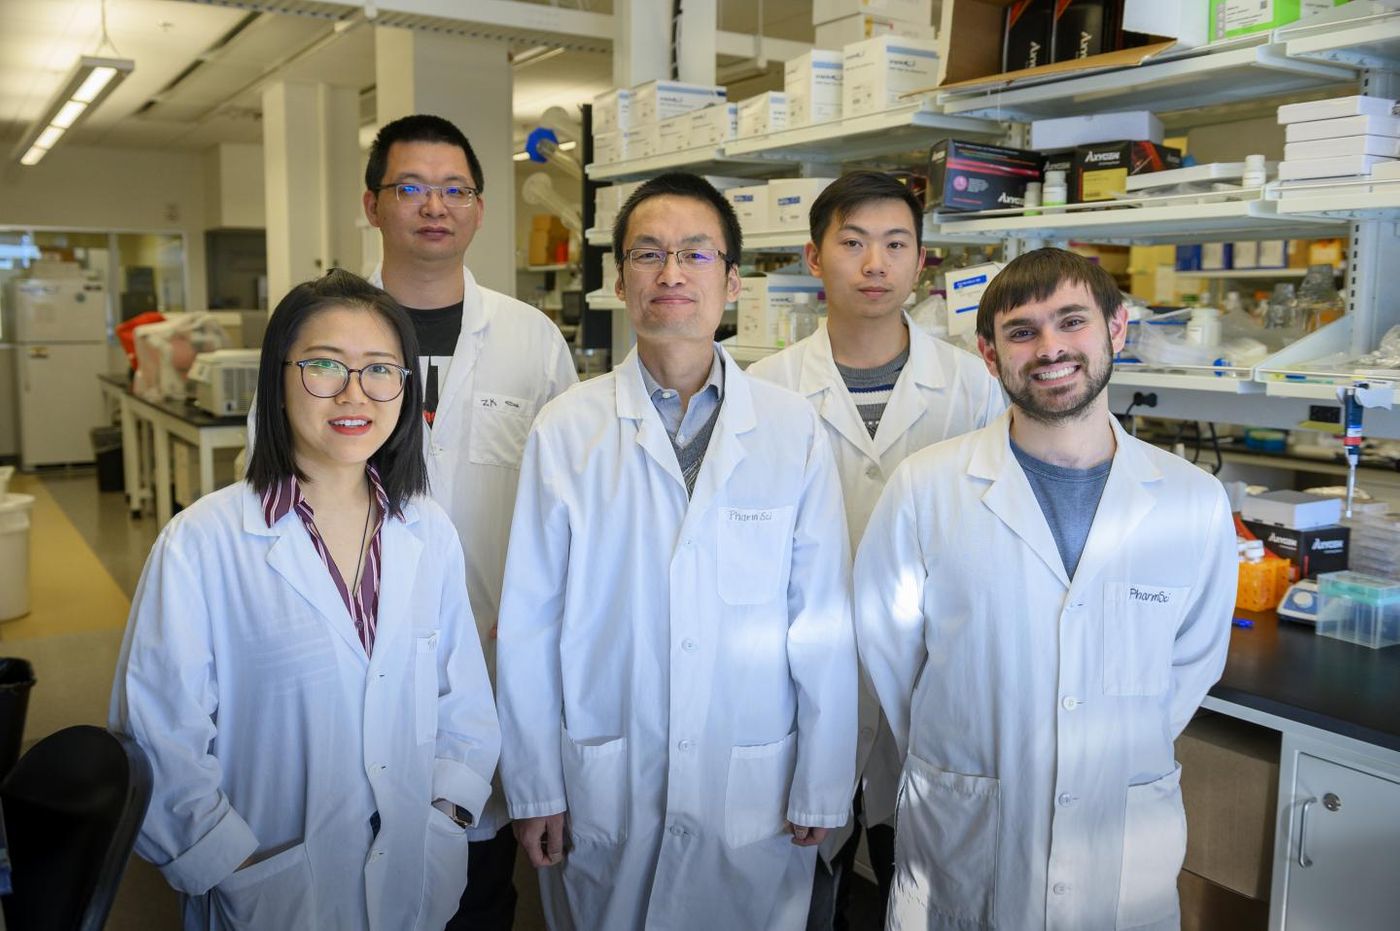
[1284,753,1400,930]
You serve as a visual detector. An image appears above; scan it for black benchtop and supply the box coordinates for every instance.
[1211,608,1400,753]
[98,372,244,428]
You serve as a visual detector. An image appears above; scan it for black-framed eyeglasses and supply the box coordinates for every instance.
[286,359,411,402]
[622,248,733,272]
[374,182,480,207]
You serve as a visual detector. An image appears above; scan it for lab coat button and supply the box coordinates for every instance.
[682,639,698,652]
[677,739,695,751]
[1052,882,1068,895]
[865,465,880,480]
[432,445,444,455]
[1057,793,1073,806]
[1061,696,1078,711]
[669,824,685,836]
[859,726,875,740]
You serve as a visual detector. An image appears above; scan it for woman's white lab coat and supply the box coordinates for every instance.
[855,413,1235,931]
[109,482,501,931]
[496,347,858,931]
[748,315,1005,844]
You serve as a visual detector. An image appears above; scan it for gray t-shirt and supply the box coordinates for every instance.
[1010,439,1112,579]
[835,348,909,438]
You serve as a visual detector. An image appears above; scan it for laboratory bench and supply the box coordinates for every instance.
[1194,609,1400,930]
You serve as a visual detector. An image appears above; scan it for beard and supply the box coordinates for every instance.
[998,338,1114,426]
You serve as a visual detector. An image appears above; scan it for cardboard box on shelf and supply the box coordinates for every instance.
[1257,240,1288,268]
[1285,112,1400,143]
[1003,0,1056,71]
[1241,519,1349,580]
[1232,240,1259,269]
[657,113,689,154]
[1031,110,1164,149]
[1210,0,1351,42]
[785,50,845,126]
[725,184,771,234]
[623,124,659,161]
[1285,135,1400,160]
[592,89,632,134]
[1052,0,1123,64]
[769,178,839,231]
[1309,238,1345,267]
[737,93,790,137]
[1277,94,1398,125]
[946,262,1005,337]
[842,35,941,117]
[687,103,739,149]
[1178,871,1269,931]
[928,139,1043,211]
[1176,714,1280,901]
[593,130,621,165]
[739,273,823,349]
[1073,139,1181,202]
[1279,153,1397,180]
[813,0,935,25]
[816,12,936,48]
[1201,243,1232,271]
[933,0,1205,92]
[631,80,726,126]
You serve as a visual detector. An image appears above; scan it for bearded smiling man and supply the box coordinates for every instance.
[852,247,1237,931]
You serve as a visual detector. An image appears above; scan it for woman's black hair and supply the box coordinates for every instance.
[247,269,427,516]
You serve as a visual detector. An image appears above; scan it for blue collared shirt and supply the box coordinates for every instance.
[639,348,725,449]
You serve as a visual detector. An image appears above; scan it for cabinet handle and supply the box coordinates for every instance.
[1298,797,1317,869]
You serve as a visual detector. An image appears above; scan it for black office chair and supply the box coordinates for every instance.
[0,725,153,931]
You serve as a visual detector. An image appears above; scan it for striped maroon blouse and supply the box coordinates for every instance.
[261,464,389,656]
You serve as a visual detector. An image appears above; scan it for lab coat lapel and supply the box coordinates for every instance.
[616,348,688,490]
[1065,415,1161,599]
[246,489,368,662]
[801,322,877,461]
[684,347,753,528]
[434,267,487,420]
[970,413,1071,589]
[872,316,947,458]
[371,503,423,659]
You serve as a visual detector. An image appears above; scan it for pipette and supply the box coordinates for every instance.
[1341,386,1363,519]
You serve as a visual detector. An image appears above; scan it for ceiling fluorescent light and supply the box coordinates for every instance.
[11,55,134,167]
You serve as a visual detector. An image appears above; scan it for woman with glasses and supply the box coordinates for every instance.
[110,269,500,931]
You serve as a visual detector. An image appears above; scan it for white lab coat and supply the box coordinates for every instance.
[748,315,1005,849]
[496,346,858,931]
[110,482,500,931]
[855,412,1235,931]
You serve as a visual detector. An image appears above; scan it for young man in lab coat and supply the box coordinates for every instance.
[360,114,577,929]
[855,247,1236,931]
[496,172,859,931]
[748,171,1004,929]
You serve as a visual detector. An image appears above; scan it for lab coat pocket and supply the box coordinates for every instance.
[467,393,532,468]
[211,841,314,930]
[1116,764,1186,929]
[891,754,999,927]
[415,631,440,745]
[1102,582,1191,696]
[417,807,472,931]
[560,730,628,845]
[723,730,797,848]
[717,506,795,606]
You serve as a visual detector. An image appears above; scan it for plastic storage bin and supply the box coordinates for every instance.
[0,493,35,621]
[1315,571,1400,649]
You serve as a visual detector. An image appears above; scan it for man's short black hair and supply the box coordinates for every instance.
[612,172,743,272]
[975,247,1124,342]
[808,170,924,247]
[365,114,483,194]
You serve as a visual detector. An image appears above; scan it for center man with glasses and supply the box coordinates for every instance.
[360,114,577,929]
[495,172,858,930]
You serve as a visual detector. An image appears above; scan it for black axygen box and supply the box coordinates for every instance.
[928,139,1044,213]
[1242,519,1350,581]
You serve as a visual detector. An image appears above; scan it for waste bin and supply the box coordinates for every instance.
[0,494,36,621]
[91,425,125,493]
[0,658,36,779]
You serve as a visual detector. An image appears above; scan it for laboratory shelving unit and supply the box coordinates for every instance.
[583,6,1400,436]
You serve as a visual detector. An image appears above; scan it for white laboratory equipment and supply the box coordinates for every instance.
[5,277,110,469]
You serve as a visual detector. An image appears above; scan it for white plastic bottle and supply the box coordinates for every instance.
[1242,154,1267,189]
[1042,170,1067,212]
[789,292,819,343]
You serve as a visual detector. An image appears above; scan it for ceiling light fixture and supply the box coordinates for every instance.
[13,0,134,167]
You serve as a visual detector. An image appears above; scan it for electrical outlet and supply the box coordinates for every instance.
[1308,405,1341,425]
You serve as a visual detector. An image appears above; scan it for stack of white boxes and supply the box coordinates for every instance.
[722,178,838,237]
[736,92,790,140]
[739,272,823,349]
[1277,95,1400,182]
[592,81,726,165]
[842,34,940,119]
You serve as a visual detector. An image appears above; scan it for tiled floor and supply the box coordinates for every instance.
[6,471,882,930]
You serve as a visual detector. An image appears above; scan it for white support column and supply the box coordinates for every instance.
[613,0,671,88]
[262,82,323,301]
[319,84,362,276]
[374,27,516,296]
[676,0,717,86]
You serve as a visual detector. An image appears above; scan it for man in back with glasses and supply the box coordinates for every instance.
[495,173,858,930]
[361,113,577,930]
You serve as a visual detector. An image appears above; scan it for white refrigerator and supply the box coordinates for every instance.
[8,278,110,469]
